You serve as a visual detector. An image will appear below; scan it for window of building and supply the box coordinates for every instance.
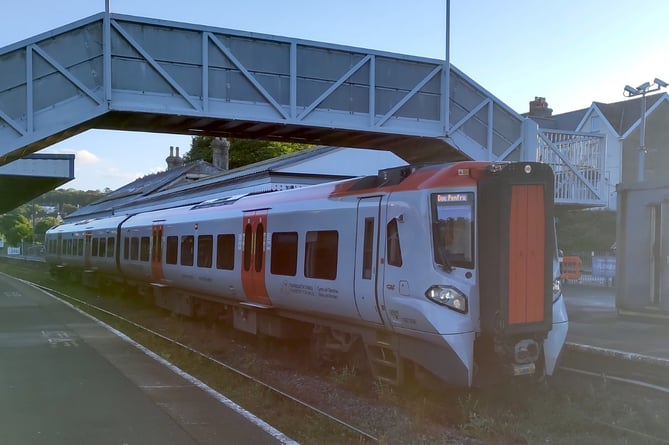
[590,115,600,132]
[216,234,235,270]
[271,232,298,276]
[304,230,338,280]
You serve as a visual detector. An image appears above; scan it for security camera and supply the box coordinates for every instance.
[636,82,651,91]
[655,78,668,88]
[624,85,639,95]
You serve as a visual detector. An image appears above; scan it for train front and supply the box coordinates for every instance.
[469,162,567,384]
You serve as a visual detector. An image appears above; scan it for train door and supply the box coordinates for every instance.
[151,224,165,282]
[241,210,272,306]
[354,197,383,324]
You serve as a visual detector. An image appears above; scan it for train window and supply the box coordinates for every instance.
[140,237,150,262]
[243,224,253,271]
[387,219,403,267]
[124,237,130,260]
[197,235,213,268]
[166,236,178,264]
[304,230,338,280]
[92,238,99,257]
[107,237,115,257]
[130,237,139,260]
[362,218,375,279]
[216,234,235,270]
[77,239,84,256]
[181,235,194,266]
[431,192,474,269]
[271,232,297,276]
[254,223,264,273]
[99,237,107,257]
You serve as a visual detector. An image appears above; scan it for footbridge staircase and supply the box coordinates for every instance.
[0,12,605,207]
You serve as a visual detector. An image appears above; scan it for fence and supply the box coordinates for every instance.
[562,250,616,286]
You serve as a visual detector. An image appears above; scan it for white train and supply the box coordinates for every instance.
[45,161,568,387]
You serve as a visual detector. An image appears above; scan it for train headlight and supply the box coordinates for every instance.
[553,277,562,300]
[425,285,468,313]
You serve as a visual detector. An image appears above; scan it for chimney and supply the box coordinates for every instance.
[211,137,230,170]
[528,97,553,118]
[165,145,184,170]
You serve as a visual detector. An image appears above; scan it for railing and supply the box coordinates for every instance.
[537,129,606,206]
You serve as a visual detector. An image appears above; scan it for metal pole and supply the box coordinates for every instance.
[638,93,647,182]
[443,0,450,136]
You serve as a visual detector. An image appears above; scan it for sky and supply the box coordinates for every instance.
[2,0,669,191]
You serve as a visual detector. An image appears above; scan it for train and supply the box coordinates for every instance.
[45,161,568,387]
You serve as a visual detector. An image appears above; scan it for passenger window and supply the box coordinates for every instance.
[304,230,338,280]
[197,235,213,268]
[107,237,115,257]
[140,237,150,262]
[130,237,139,260]
[254,223,264,273]
[124,237,130,260]
[78,239,84,256]
[181,235,194,266]
[92,238,99,257]
[271,232,298,276]
[216,234,235,270]
[362,218,374,279]
[243,224,253,271]
[166,236,178,264]
[387,218,403,267]
[99,237,106,257]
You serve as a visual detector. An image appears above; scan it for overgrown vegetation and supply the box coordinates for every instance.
[556,208,616,253]
[183,136,311,169]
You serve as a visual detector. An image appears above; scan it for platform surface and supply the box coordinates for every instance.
[0,272,293,445]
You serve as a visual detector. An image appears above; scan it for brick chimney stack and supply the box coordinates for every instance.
[211,137,230,170]
[165,146,184,170]
[528,97,553,118]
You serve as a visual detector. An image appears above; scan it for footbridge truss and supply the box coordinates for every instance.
[0,12,605,206]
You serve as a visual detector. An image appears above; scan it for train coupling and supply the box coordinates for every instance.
[509,362,536,376]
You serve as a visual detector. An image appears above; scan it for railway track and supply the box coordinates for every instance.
[559,346,669,445]
[6,260,669,444]
[20,278,381,444]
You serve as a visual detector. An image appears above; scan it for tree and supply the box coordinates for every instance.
[0,214,32,246]
[183,136,311,168]
[34,217,60,240]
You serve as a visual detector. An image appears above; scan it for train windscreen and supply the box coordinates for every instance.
[431,192,474,269]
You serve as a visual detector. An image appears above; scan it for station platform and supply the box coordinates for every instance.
[0,272,295,445]
[563,284,669,364]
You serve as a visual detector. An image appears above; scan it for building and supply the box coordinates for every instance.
[528,93,669,210]
[65,144,407,222]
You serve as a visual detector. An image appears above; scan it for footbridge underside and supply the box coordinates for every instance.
[0,12,606,207]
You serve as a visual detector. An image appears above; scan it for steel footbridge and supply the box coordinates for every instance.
[0,12,605,207]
